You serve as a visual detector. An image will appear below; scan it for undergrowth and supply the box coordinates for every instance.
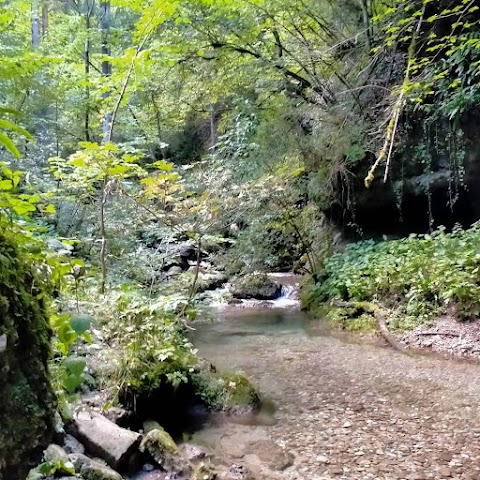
[308,223,480,330]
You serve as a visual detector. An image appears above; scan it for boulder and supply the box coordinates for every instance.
[63,434,86,455]
[72,411,141,471]
[230,274,282,300]
[69,453,122,480]
[139,428,191,475]
[44,444,69,464]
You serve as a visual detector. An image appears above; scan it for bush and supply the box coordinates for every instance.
[311,223,480,329]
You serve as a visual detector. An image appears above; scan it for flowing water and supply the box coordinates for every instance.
[187,283,480,480]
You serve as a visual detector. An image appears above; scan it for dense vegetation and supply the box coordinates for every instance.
[1,0,480,477]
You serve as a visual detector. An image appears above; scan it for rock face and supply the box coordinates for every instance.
[0,233,56,480]
[230,274,282,300]
[72,411,141,471]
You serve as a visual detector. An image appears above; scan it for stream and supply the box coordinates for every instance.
[186,286,480,479]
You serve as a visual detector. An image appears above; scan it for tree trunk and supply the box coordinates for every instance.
[41,1,48,39]
[100,0,112,141]
[32,0,40,49]
[85,0,94,141]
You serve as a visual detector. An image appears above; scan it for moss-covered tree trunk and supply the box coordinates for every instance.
[0,233,56,480]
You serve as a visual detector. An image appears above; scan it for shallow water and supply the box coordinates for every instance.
[187,304,480,480]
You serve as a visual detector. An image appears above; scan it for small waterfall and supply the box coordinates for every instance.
[269,274,300,308]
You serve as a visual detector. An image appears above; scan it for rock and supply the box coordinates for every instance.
[217,464,254,480]
[246,440,294,471]
[191,462,217,480]
[139,428,191,475]
[72,411,141,471]
[69,452,123,480]
[438,466,452,477]
[103,406,132,427]
[230,274,282,300]
[47,238,74,254]
[63,434,86,455]
[180,443,208,462]
[44,444,69,464]
[167,266,183,276]
[179,244,197,260]
[143,419,163,434]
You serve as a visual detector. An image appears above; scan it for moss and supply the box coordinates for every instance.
[0,231,56,480]
[191,371,261,414]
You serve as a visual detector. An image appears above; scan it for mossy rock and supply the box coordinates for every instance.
[139,428,191,475]
[230,274,281,300]
[191,371,261,414]
[0,232,56,480]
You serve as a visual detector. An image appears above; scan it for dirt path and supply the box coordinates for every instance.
[191,321,480,480]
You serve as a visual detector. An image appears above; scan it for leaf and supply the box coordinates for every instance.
[0,131,20,159]
[70,314,94,335]
[63,373,82,394]
[0,119,33,140]
[58,323,77,346]
[153,160,174,171]
[107,164,129,175]
[64,356,87,377]
[45,204,56,214]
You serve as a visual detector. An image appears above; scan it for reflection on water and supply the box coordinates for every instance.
[191,308,321,347]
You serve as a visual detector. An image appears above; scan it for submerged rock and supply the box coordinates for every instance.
[72,411,141,471]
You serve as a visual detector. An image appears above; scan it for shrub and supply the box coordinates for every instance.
[312,223,480,329]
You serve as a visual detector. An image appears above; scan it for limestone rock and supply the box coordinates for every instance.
[69,452,123,480]
[44,444,69,464]
[139,428,191,475]
[63,434,86,455]
[73,411,141,471]
[230,274,282,300]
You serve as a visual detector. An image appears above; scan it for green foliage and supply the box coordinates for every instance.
[109,291,197,395]
[191,371,260,413]
[313,223,480,329]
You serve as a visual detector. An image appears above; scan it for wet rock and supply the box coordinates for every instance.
[246,440,294,471]
[139,428,191,475]
[180,443,209,462]
[69,452,123,480]
[217,464,254,480]
[63,434,86,455]
[230,274,282,300]
[438,466,452,477]
[72,411,141,471]
[191,462,217,480]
